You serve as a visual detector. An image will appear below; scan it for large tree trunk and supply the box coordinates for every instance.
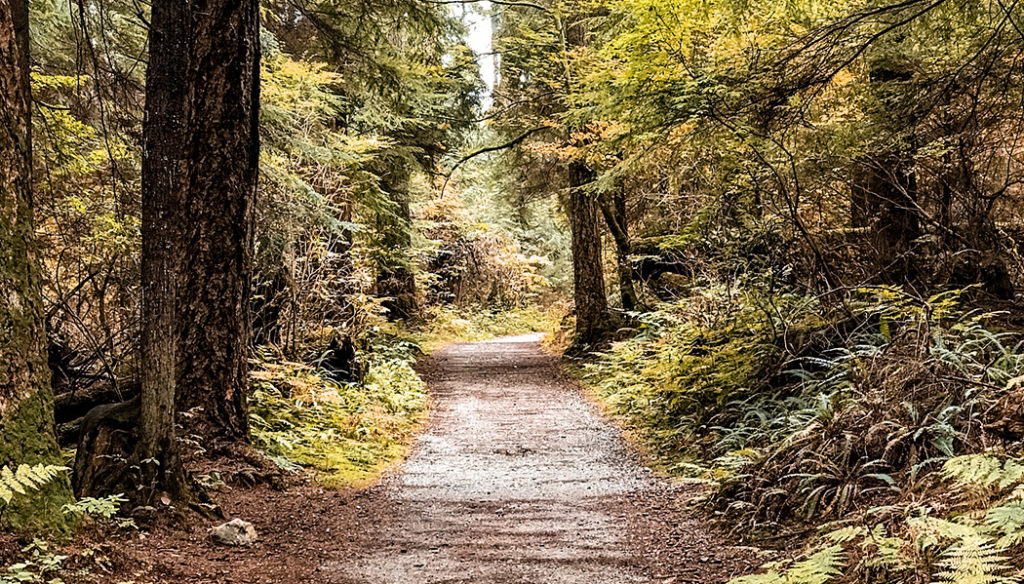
[564,16,609,348]
[135,0,192,501]
[568,161,609,346]
[73,0,195,503]
[175,0,260,442]
[0,0,74,530]
[375,165,418,321]
[600,188,639,312]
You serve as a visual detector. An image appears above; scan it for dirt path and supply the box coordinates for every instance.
[114,334,761,583]
[323,334,759,584]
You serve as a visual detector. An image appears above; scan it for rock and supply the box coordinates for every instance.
[209,518,258,546]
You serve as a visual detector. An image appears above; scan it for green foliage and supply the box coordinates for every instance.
[61,495,126,521]
[944,456,1024,491]
[583,285,818,469]
[730,546,844,584]
[583,285,1024,533]
[726,454,1024,584]
[413,304,567,353]
[1,539,68,584]
[248,343,427,488]
[0,465,68,510]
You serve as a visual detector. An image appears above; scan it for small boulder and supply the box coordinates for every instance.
[209,518,258,546]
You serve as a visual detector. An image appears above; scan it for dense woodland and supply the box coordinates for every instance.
[3,0,1024,581]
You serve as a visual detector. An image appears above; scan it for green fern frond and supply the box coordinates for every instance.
[0,464,68,506]
[729,571,785,584]
[986,503,1024,548]
[908,514,983,554]
[943,456,1024,490]
[933,534,1015,584]
[729,546,844,584]
[825,526,867,544]
[787,546,844,584]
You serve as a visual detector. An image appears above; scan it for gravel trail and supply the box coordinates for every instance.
[324,334,759,584]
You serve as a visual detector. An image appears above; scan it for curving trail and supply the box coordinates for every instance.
[324,334,759,584]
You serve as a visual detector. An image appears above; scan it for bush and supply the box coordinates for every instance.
[248,339,426,488]
[584,286,1024,530]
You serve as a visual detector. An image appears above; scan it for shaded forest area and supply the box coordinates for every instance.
[4,0,1024,582]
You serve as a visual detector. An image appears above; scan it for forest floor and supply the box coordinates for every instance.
[108,334,766,583]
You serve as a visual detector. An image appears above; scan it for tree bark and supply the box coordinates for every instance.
[0,0,74,530]
[564,15,609,347]
[599,188,639,312]
[568,161,609,346]
[136,0,192,501]
[73,0,195,503]
[175,0,260,442]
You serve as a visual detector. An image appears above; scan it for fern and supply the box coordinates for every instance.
[985,503,1024,548]
[933,534,1015,584]
[943,456,1024,490]
[0,464,68,507]
[730,546,844,584]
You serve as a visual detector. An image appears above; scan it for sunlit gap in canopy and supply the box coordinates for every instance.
[452,0,495,113]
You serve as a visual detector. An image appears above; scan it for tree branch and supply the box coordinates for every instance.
[440,126,548,196]
[418,0,548,12]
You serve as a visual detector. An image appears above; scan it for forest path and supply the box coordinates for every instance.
[324,335,758,584]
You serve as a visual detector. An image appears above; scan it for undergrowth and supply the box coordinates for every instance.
[411,303,566,352]
[732,453,1024,584]
[582,285,1024,581]
[248,337,426,488]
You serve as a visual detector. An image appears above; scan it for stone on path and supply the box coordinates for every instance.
[210,518,258,546]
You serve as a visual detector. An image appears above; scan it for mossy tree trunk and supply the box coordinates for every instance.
[0,0,74,531]
[175,0,260,442]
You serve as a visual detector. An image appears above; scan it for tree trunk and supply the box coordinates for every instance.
[375,165,418,321]
[136,0,192,501]
[599,188,639,312]
[175,0,260,442]
[564,15,609,347]
[568,161,609,346]
[850,156,921,284]
[0,0,74,530]
[73,0,195,503]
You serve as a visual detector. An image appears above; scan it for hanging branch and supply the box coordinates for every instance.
[439,126,547,197]
[418,0,549,12]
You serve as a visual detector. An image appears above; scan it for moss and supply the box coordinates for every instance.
[0,393,76,535]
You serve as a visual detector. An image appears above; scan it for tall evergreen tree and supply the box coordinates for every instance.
[0,0,73,529]
[565,13,609,347]
[175,0,260,441]
[135,0,193,501]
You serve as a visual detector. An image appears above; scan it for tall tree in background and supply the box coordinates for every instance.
[175,0,260,441]
[0,0,73,528]
[564,13,608,347]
